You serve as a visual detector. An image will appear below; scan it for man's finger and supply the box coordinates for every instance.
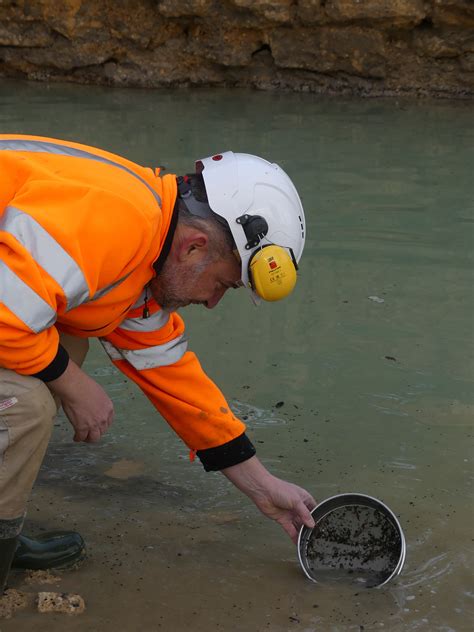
[85,428,102,443]
[282,521,299,544]
[296,500,315,529]
[106,409,114,428]
[73,428,88,442]
[304,494,317,511]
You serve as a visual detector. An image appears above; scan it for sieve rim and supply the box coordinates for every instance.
[297,492,406,588]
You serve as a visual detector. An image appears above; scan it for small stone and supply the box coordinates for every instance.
[37,592,85,615]
[0,589,28,619]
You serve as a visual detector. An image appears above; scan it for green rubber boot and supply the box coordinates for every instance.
[12,531,86,570]
[0,538,17,594]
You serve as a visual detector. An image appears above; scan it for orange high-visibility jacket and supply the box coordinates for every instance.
[0,135,252,468]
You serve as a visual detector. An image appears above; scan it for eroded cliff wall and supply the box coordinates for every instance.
[0,0,473,97]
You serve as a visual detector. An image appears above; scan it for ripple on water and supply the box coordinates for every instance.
[230,399,287,427]
[400,551,453,589]
[366,391,411,418]
[412,400,474,427]
[384,459,417,471]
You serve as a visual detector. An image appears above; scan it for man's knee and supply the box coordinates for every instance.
[0,375,57,443]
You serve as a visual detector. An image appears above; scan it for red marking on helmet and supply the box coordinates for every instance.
[212,154,223,161]
[269,261,278,270]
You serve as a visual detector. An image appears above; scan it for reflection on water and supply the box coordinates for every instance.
[0,79,473,631]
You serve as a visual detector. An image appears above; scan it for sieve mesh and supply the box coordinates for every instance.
[301,503,403,588]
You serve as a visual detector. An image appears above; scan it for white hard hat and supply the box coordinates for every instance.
[196,151,306,302]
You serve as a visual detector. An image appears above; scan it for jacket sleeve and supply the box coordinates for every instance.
[101,294,256,470]
[0,206,69,376]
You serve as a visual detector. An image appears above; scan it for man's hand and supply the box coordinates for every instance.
[48,359,114,443]
[222,456,316,543]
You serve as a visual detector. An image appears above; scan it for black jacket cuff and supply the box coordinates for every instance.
[197,432,256,472]
[31,344,69,382]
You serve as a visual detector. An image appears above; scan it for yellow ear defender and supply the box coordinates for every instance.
[248,245,298,301]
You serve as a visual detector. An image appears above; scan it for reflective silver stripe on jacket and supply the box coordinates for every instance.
[1,206,90,310]
[90,270,134,303]
[119,309,170,333]
[0,261,56,332]
[0,138,162,208]
[100,340,121,361]
[1,205,137,320]
[100,335,188,370]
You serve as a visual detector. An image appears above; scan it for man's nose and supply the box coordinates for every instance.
[205,287,227,309]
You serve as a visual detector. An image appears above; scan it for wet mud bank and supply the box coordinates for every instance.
[0,0,473,98]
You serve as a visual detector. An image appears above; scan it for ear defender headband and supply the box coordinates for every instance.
[176,175,229,230]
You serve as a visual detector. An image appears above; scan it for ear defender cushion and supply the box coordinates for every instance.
[249,245,297,301]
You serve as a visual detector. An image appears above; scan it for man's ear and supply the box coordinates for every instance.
[176,229,209,263]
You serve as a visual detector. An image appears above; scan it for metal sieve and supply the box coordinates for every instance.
[297,493,406,588]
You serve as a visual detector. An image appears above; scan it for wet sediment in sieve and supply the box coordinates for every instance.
[304,505,402,588]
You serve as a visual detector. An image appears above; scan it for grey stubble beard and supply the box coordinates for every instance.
[149,257,210,311]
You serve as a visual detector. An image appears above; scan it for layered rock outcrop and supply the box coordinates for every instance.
[0,0,473,97]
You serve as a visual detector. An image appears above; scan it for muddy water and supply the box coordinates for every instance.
[1,80,473,631]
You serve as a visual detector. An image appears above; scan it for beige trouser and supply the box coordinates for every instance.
[0,333,89,538]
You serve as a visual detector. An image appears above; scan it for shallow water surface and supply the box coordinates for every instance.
[1,80,473,631]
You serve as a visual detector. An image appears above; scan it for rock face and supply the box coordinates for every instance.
[0,0,473,97]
